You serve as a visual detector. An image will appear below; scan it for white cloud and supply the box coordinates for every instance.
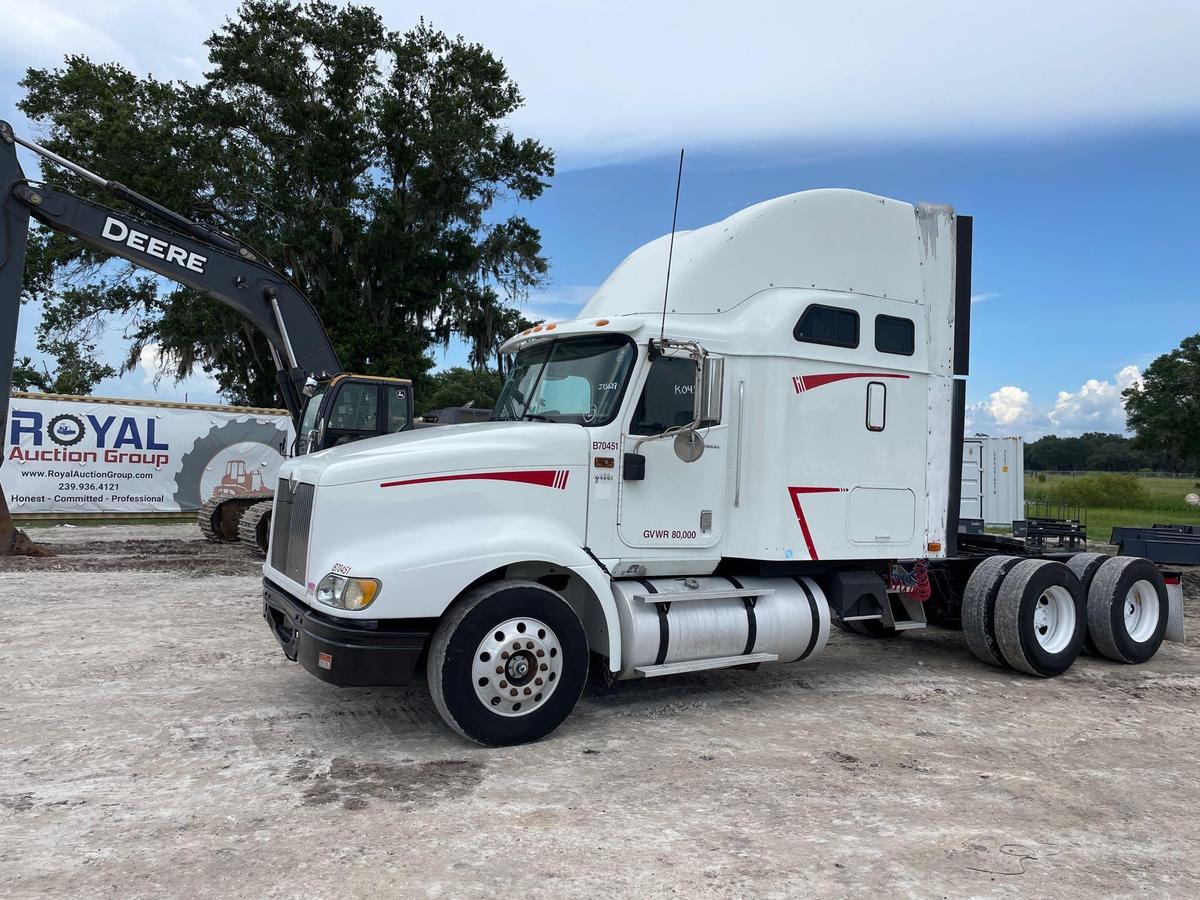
[985,385,1031,426]
[138,342,220,397]
[524,284,597,323]
[968,365,1145,439]
[1047,365,1142,433]
[2,1,1197,166]
[970,292,999,305]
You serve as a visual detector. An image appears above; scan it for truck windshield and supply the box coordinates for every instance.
[494,335,635,426]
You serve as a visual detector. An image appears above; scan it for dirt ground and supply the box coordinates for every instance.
[2,524,1198,898]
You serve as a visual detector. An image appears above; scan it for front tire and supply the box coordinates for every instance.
[429,580,589,746]
[994,559,1086,677]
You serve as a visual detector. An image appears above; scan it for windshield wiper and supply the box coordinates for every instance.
[522,413,553,422]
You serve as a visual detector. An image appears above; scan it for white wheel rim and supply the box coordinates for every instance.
[1033,585,1076,654]
[1123,580,1159,643]
[471,617,562,717]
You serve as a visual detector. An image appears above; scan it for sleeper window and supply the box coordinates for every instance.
[794,304,859,348]
[875,314,915,356]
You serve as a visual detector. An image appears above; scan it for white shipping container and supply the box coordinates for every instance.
[960,435,1024,527]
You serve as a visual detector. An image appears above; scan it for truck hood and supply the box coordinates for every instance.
[281,421,591,488]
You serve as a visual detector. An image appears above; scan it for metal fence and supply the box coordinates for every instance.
[1029,470,1198,479]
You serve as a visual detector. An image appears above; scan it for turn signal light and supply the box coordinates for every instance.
[927,541,942,553]
[594,318,609,327]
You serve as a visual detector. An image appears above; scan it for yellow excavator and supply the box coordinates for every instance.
[0,121,426,555]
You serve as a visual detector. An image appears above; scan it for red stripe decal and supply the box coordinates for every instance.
[787,486,843,560]
[381,470,562,490]
[794,372,910,393]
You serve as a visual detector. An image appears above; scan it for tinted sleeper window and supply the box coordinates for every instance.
[794,305,859,348]
[875,315,915,356]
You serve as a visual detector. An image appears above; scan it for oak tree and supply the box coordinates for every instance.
[17,1,553,402]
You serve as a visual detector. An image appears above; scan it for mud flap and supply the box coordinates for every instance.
[1163,573,1185,643]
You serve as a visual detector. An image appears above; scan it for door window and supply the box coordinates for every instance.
[630,356,715,435]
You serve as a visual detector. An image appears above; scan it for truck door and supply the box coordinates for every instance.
[618,355,727,549]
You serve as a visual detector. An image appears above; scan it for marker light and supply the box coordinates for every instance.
[594,319,609,327]
[315,573,381,610]
[545,323,557,330]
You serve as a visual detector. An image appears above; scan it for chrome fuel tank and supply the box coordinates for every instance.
[611,575,830,679]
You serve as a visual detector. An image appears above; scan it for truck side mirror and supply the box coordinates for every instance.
[695,356,724,424]
[623,452,646,481]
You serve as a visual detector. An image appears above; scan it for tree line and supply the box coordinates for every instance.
[12,1,545,404]
[1023,432,1192,474]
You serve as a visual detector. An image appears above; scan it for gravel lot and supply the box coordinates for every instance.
[2,524,1198,898]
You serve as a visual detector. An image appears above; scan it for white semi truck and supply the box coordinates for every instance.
[261,189,1184,746]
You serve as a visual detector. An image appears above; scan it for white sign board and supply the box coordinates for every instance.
[4,394,293,514]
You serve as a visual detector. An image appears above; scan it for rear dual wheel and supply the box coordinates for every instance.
[962,554,1023,667]
[994,559,1087,677]
[1085,556,1167,664]
[1067,552,1109,654]
[964,555,1168,675]
[964,558,1086,677]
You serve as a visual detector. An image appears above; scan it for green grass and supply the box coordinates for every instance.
[1025,472,1200,544]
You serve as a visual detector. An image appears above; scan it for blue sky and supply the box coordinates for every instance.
[2,0,1197,436]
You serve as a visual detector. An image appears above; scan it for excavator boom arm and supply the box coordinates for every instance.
[0,120,342,425]
[0,119,347,554]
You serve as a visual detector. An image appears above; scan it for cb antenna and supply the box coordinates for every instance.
[659,148,685,341]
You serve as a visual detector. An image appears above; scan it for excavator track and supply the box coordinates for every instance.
[197,491,275,543]
[237,499,274,555]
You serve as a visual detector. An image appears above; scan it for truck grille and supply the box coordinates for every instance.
[270,479,314,585]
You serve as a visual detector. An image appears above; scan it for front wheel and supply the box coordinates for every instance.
[429,580,589,746]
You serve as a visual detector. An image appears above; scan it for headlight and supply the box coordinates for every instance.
[315,573,381,610]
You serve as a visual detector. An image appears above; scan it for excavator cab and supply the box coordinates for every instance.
[295,374,414,456]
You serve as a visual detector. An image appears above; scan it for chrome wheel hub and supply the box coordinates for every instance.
[472,617,562,717]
